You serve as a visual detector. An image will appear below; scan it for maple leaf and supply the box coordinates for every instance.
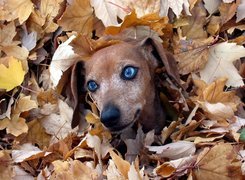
[192,78,240,126]
[159,0,191,18]
[105,10,168,35]
[125,0,160,17]
[57,0,94,34]
[0,57,25,91]
[175,46,209,75]
[90,0,128,26]
[2,0,33,24]
[200,42,245,87]
[193,143,243,179]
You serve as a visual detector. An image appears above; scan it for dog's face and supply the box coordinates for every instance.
[85,42,157,132]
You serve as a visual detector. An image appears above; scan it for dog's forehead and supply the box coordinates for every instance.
[88,43,143,66]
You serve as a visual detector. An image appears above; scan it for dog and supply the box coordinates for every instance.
[68,37,180,134]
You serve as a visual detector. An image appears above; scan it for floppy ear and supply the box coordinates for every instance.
[139,38,181,86]
[63,61,86,128]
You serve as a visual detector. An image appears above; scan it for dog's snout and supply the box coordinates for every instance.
[101,104,120,127]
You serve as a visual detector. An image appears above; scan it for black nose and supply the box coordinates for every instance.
[101,104,120,127]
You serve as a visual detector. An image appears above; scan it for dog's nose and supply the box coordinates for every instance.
[101,104,120,127]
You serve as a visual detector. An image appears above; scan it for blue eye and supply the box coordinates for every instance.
[87,80,98,92]
[121,66,138,80]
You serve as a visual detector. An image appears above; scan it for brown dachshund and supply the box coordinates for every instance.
[69,37,180,134]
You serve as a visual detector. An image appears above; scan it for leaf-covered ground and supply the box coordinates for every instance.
[0,0,245,179]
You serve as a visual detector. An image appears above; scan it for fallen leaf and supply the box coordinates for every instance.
[181,1,208,39]
[126,0,160,17]
[13,165,34,179]
[193,143,243,179]
[159,0,191,18]
[236,0,245,22]
[155,156,196,178]
[106,160,124,180]
[12,143,51,163]
[0,151,13,180]
[109,150,131,179]
[219,2,238,25]
[147,141,196,160]
[13,95,37,114]
[0,56,25,91]
[49,35,81,87]
[40,99,77,142]
[200,42,245,87]
[51,159,98,179]
[175,46,209,75]
[90,0,127,26]
[2,0,33,24]
[105,11,168,36]
[0,115,28,136]
[203,0,221,14]
[57,0,94,34]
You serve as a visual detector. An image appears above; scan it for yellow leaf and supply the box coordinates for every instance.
[109,150,130,179]
[57,0,94,34]
[0,57,25,91]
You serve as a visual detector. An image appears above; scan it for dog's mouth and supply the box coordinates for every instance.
[107,109,141,133]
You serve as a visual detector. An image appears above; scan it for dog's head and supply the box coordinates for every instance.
[70,38,180,133]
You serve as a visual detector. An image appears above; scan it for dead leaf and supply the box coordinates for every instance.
[0,151,13,180]
[200,41,245,87]
[57,0,94,34]
[12,143,51,163]
[49,35,81,87]
[105,11,168,36]
[155,156,196,178]
[193,143,243,179]
[147,141,196,160]
[1,0,33,24]
[90,0,127,26]
[109,150,131,179]
[236,0,245,22]
[203,0,221,14]
[159,0,191,18]
[175,46,209,75]
[51,159,98,179]
[219,2,238,25]
[181,1,208,39]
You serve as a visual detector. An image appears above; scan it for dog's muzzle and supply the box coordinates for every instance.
[100,104,120,128]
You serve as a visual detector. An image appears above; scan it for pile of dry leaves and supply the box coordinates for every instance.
[0,0,245,179]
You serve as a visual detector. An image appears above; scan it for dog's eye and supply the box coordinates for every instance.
[87,80,98,92]
[121,66,138,80]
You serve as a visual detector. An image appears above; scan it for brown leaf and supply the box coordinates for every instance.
[175,46,209,75]
[57,0,94,34]
[51,159,98,179]
[193,143,243,179]
[105,11,168,36]
[1,0,33,24]
[109,150,131,179]
[0,151,13,179]
[181,1,207,39]
[219,2,238,25]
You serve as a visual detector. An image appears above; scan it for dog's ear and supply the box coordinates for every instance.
[64,61,86,128]
[139,38,181,85]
